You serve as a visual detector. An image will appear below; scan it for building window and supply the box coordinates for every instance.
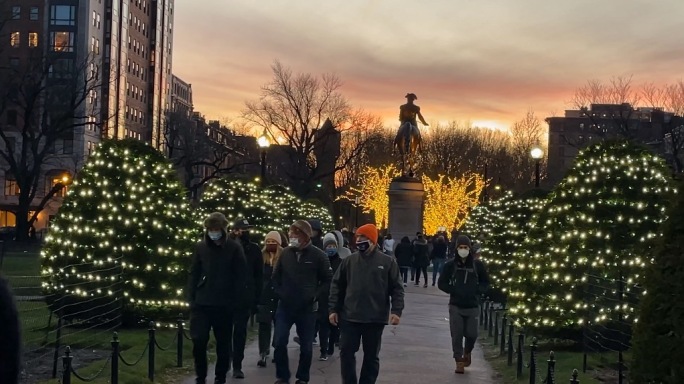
[5,179,20,196]
[48,59,74,78]
[50,5,76,26]
[50,31,74,52]
[87,141,97,154]
[63,139,73,154]
[91,37,100,54]
[30,6,39,20]
[0,211,16,227]
[6,110,17,126]
[11,6,20,19]
[10,32,20,47]
[48,176,69,197]
[29,32,38,47]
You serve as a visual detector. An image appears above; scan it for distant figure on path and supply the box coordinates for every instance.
[394,236,414,287]
[329,223,405,384]
[412,233,430,287]
[438,235,489,375]
[430,235,448,286]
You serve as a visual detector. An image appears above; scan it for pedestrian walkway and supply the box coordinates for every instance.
[182,285,496,383]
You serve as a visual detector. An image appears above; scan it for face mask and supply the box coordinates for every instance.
[326,248,337,257]
[458,249,470,258]
[266,244,278,253]
[208,231,223,241]
[289,237,300,247]
[356,241,371,253]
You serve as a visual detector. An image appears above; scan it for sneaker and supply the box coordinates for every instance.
[319,353,328,361]
[464,352,472,367]
[233,370,245,379]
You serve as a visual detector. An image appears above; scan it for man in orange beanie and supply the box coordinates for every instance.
[329,223,405,384]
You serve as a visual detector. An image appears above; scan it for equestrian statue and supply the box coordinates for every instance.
[393,93,428,177]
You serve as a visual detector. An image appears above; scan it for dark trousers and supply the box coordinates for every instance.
[273,306,316,382]
[339,321,385,384]
[399,267,409,284]
[258,319,275,356]
[190,306,233,381]
[318,313,340,355]
[410,266,416,281]
[232,310,250,370]
[414,266,428,285]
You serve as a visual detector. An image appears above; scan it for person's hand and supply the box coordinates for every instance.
[329,313,338,326]
[389,314,401,325]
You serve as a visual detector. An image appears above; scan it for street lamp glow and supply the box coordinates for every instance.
[257,133,270,149]
[531,147,544,159]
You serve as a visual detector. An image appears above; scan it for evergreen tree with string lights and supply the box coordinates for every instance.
[508,140,673,334]
[41,139,196,324]
[631,178,684,383]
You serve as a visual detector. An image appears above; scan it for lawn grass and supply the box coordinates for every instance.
[480,331,629,384]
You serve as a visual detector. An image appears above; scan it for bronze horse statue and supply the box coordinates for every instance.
[393,122,422,176]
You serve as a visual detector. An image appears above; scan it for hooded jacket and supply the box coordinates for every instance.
[333,230,352,259]
[412,237,430,267]
[394,236,414,267]
[437,255,489,308]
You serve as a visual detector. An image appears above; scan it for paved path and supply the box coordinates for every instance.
[182,285,495,383]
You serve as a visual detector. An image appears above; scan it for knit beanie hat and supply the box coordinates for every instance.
[265,231,281,244]
[204,212,229,229]
[356,224,379,244]
[290,220,313,238]
[456,235,472,248]
[323,233,338,248]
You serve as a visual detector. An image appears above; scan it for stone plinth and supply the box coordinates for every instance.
[387,176,425,244]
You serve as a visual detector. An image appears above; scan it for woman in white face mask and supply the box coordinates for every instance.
[437,235,490,375]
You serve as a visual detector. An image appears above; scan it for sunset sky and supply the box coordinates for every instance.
[173,0,684,131]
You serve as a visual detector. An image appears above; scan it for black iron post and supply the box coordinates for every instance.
[507,323,514,366]
[529,337,538,384]
[488,306,494,337]
[535,159,541,188]
[483,301,490,331]
[177,314,184,368]
[500,313,507,356]
[111,332,120,384]
[570,369,580,384]
[516,332,525,379]
[62,346,72,384]
[260,150,267,185]
[148,321,156,381]
[494,311,500,345]
[547,351,556,384]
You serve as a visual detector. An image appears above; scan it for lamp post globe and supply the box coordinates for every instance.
[257,130,271,185]
[530,146,544,188]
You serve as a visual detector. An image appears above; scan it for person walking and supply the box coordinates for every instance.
[272,220,332,384]
[382,233,395,256]
[308,219,324,250]
[329,224,405,384]
[229,219,264,379]
[430,235,448,286]
[394,236,413,287]
[256,231,283,368]
[317,232,343,361]
[437,235,489,375]
[412,233,430,287]
[188,212,247,384]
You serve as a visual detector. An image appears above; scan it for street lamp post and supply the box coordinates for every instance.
[257,129,271,185]
[530,146,544,188]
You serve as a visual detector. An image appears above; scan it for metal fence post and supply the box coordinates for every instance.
[62,346,72,384]
[570,369,580,384]
[494,311,500,344]
[507,323,514,366]
[480,302,485,326]
[516,332,525,379]
[484,301,490,331]
[529,337,537,384]
[148,321,156,381]
[488,305,494,337]
[111,332,120,384]
[501,313,507,356]
[547,351,556,384]
[177,314,184,368]
[52,312,64,378]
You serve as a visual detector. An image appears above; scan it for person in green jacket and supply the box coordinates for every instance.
[438,235,489,375]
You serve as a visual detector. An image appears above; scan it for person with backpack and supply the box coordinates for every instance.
[438,235,489,375]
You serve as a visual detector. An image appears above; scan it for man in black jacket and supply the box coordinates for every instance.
[438,235,489,375]
[188,212,248,384]
[229,218,264,379]
[329,223,405,384]
[273,220,332,384]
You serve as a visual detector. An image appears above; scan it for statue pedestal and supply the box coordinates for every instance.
[387,176,425,243]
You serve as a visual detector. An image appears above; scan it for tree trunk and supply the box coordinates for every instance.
[14,195,31,242]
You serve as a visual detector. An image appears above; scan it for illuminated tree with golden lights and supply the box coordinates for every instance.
[422,173,485,235]
[342,164,400,228]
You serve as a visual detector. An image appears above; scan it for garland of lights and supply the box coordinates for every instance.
[507,140,674,331]
[41,139,196,323]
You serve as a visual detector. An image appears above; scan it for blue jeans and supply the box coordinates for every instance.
[273,306,316,382]
[432,258,446,284]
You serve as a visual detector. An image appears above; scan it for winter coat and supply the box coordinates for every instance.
[188,235,248,309]
[236,238,264,312]
[437,256,489,309]
[272,242,332,313]
[394,237,414,267]
[412,238,430,267]
[430,241,448,261]
[317,253,342,315]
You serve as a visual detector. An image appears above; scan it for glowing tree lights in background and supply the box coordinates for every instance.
[507,140,674,331]
[422,173,485,235]
[341,165,399,228]
[41,139,197,323]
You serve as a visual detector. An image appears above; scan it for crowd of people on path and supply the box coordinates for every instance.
[189,211,489,384]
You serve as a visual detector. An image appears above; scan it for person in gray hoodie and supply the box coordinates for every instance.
[438,235,489,375]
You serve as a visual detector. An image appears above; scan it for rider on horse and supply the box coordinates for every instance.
[394,93,429,176]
